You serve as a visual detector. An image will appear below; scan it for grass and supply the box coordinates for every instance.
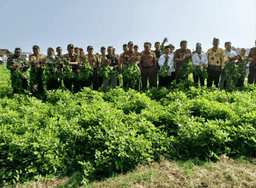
[7,153,256,188]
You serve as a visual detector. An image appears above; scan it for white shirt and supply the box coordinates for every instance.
[192,52,208,66]
[225,50,237,58]
[158,53,175,73]
[46,55,55,64]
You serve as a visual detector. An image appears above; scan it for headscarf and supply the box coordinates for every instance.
[196,43,202,55]
[46,47,55,64]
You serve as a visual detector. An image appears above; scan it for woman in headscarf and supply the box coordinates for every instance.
[45,47,61,90]
[236,48,249,87]
[192,43,208,87]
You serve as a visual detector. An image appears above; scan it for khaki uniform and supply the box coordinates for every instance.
[28,53,47,95]
[173,49,192,84]
[140,51,158,89]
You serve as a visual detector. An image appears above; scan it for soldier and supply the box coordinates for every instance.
[6,47,29,94]
[248,41,256,84]
[192,43,208,87]
[122,41,140,90]
[86,45,100,90]
[158,46,175,88]
[63,44,80,93]
[102,46,119,92]
[206,38,226,88]
[173,40,192,84]
[220,42,237,90]
[28,45,47,96]
[140,42,158,90]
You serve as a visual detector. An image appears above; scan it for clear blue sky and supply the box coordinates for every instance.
[0,0,255,55]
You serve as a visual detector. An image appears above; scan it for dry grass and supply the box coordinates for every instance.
[4,154,256,188]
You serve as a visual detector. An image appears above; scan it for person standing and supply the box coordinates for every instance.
[63,44,80,93]
[236,48,249,87]
[122,41,140,90]
[98,46,107,88]
[28,45,47,96]
[6,47,29,94]
[247,42,256,84]
[158,46,175,88]
[192,43,208,87]
[86,45,100,90]
[102,46,119,92]
[219,42,237,90]
[45,47,62,90]
[206,38,225,88]
[140,42,158,90]
[173,40,192,84]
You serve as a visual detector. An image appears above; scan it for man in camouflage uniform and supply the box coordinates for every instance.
[28,45,47,95]
[6,47,29,94]
[63,44,80,93]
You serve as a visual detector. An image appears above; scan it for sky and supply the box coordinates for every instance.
[0,0,255,55]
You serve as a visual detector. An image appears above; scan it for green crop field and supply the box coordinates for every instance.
[0,65,256,187]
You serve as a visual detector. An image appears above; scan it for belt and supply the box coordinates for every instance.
[142,66,154,69]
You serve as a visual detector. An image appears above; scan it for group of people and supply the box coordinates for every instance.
[5,38,256,96]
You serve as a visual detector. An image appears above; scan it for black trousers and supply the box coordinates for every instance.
[47,79,61,90]
[64,78,80,93]
[248,68,256,84]
[193,72,205,86]
[207,69,221,88]
[80,76,92,89]
[159,72,176,88]
[236,77,245,87]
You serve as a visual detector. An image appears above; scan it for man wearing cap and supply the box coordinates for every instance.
[219,42,237,90]
[122,41,140,90]
[63,44,80,93]
[247,40,256,84]
[192,43,208,87]
[158,46,175,88]
[173,40,192,84]
[206,38,226,88]
[7,48,29,94]
[140,42,158,90]
[85,45,100,90]
[102,46,119,92]
[28,45,47,95]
